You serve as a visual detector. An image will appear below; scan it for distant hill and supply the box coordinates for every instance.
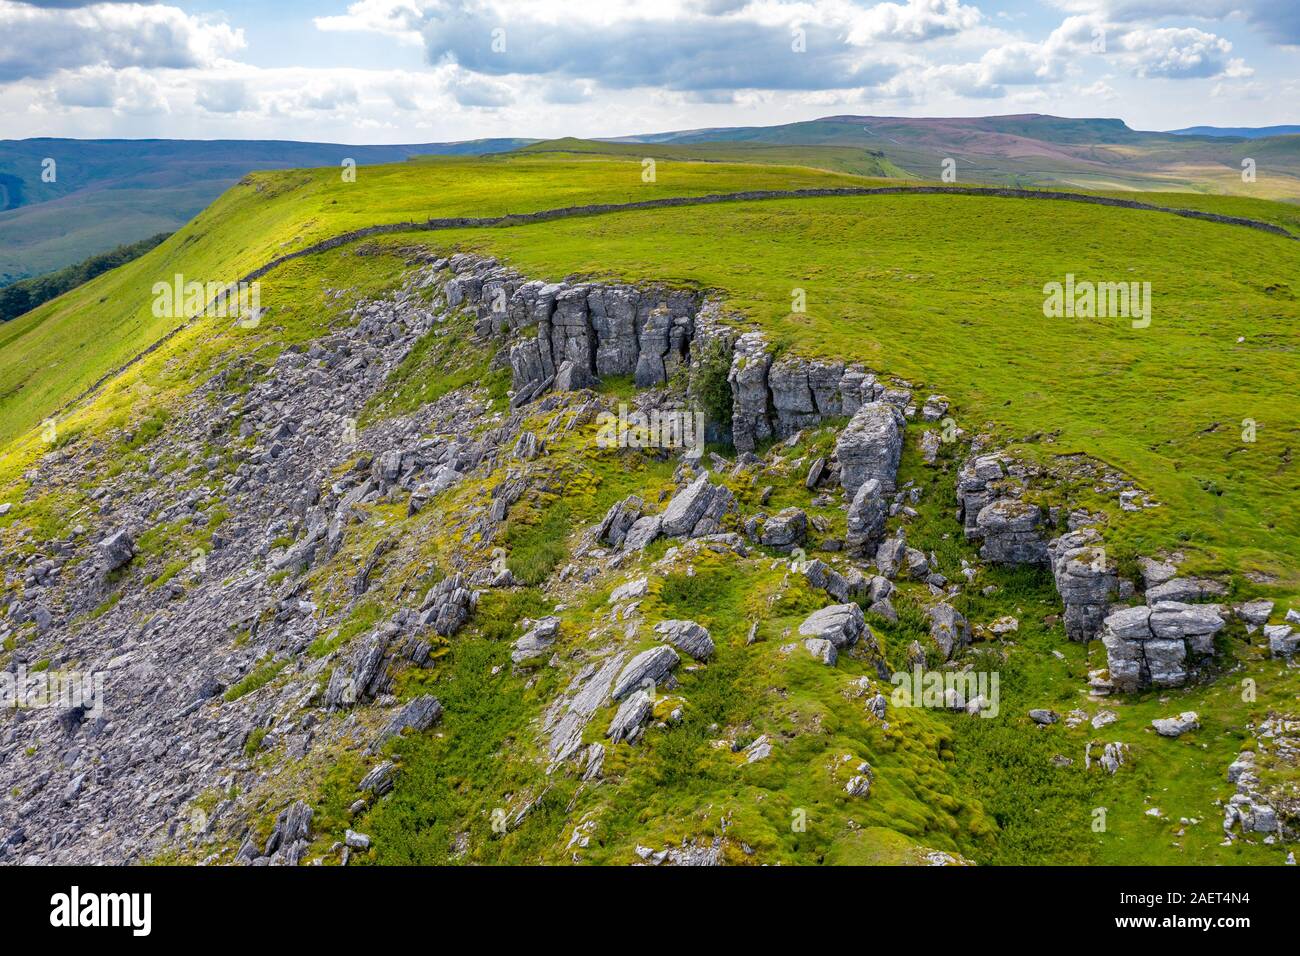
[612,113,1300,200]
[1169,125,1300,138]
[0,137,533,285]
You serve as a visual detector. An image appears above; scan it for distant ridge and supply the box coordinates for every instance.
[1168,125,1300,139]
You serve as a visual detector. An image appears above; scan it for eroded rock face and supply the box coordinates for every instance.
[927,603,971,661]
[659,472,735,539]
[1101,602,1224,692]
[836,402,905,496]
[728,332,774,453]
[1049,528,1118,641]
[975,499,1048,565]
[845,478,888,555]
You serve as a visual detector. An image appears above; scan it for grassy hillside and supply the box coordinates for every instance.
[1,153,1295,866]
[517,137,911,179]
[0,137,535,282]
[0,153,864,447]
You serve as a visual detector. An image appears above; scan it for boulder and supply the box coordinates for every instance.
[836,402,905,495]
[511,616,561,665]
[1152,711,1200,738]
[606,691,653,744]
[927,603,971,660]
[975,498,1047,565]
[99,530,135,573]
[660,472,734,538]
[844,478,888,554]
[798,603,866,649]
[653,620,714,660]
[759,508,808,551]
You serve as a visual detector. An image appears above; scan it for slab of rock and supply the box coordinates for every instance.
[836,402,904,495]
[622,515,662,551]
[512,616,561,665]
[845,477,888,554]
[609,576,649,604]
[611,646,680,700]
[597,496,644,549]
[759,507,808,551]
[371,695,442,752]
[606,690,654,744]
[1029,709,1059,725]
[99,530,135,573]
[798,603,866,649]
[660,472,734,538]
[653,620,714,660]
[1152,711,1200,737]
[927,603,971,660]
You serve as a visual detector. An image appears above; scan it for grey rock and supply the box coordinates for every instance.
[836,402,905,495]
[798,603,866,649]
[844,477,888,554]
[1152,711,1200,737]
[927,603,971,660]
[653,620,714,661]
[512,616,561,665]
[99,530,135,573]
[759,508,807,551]
[606,691,654,744]
[611,646,680,701]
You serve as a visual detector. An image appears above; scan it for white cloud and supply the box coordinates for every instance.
[1117,26,1234,78]
[0,1,245,82]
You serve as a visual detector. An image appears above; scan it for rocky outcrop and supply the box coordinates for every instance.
[512,616,561,665]
[659,472,735,539]
[845,478,888,555]
[1049,528,1117,641]
[1101,602,1225,692]
[728,332,774,453]
[653,620,714,660]
[837,402,905,496]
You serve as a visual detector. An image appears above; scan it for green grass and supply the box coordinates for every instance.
[224,657,289,702]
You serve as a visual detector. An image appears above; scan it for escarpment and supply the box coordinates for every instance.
[3,243,1294,868]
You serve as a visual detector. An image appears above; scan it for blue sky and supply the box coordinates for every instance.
[1,1,1296,142]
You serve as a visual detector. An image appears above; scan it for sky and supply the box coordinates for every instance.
[0,0,1296,143]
